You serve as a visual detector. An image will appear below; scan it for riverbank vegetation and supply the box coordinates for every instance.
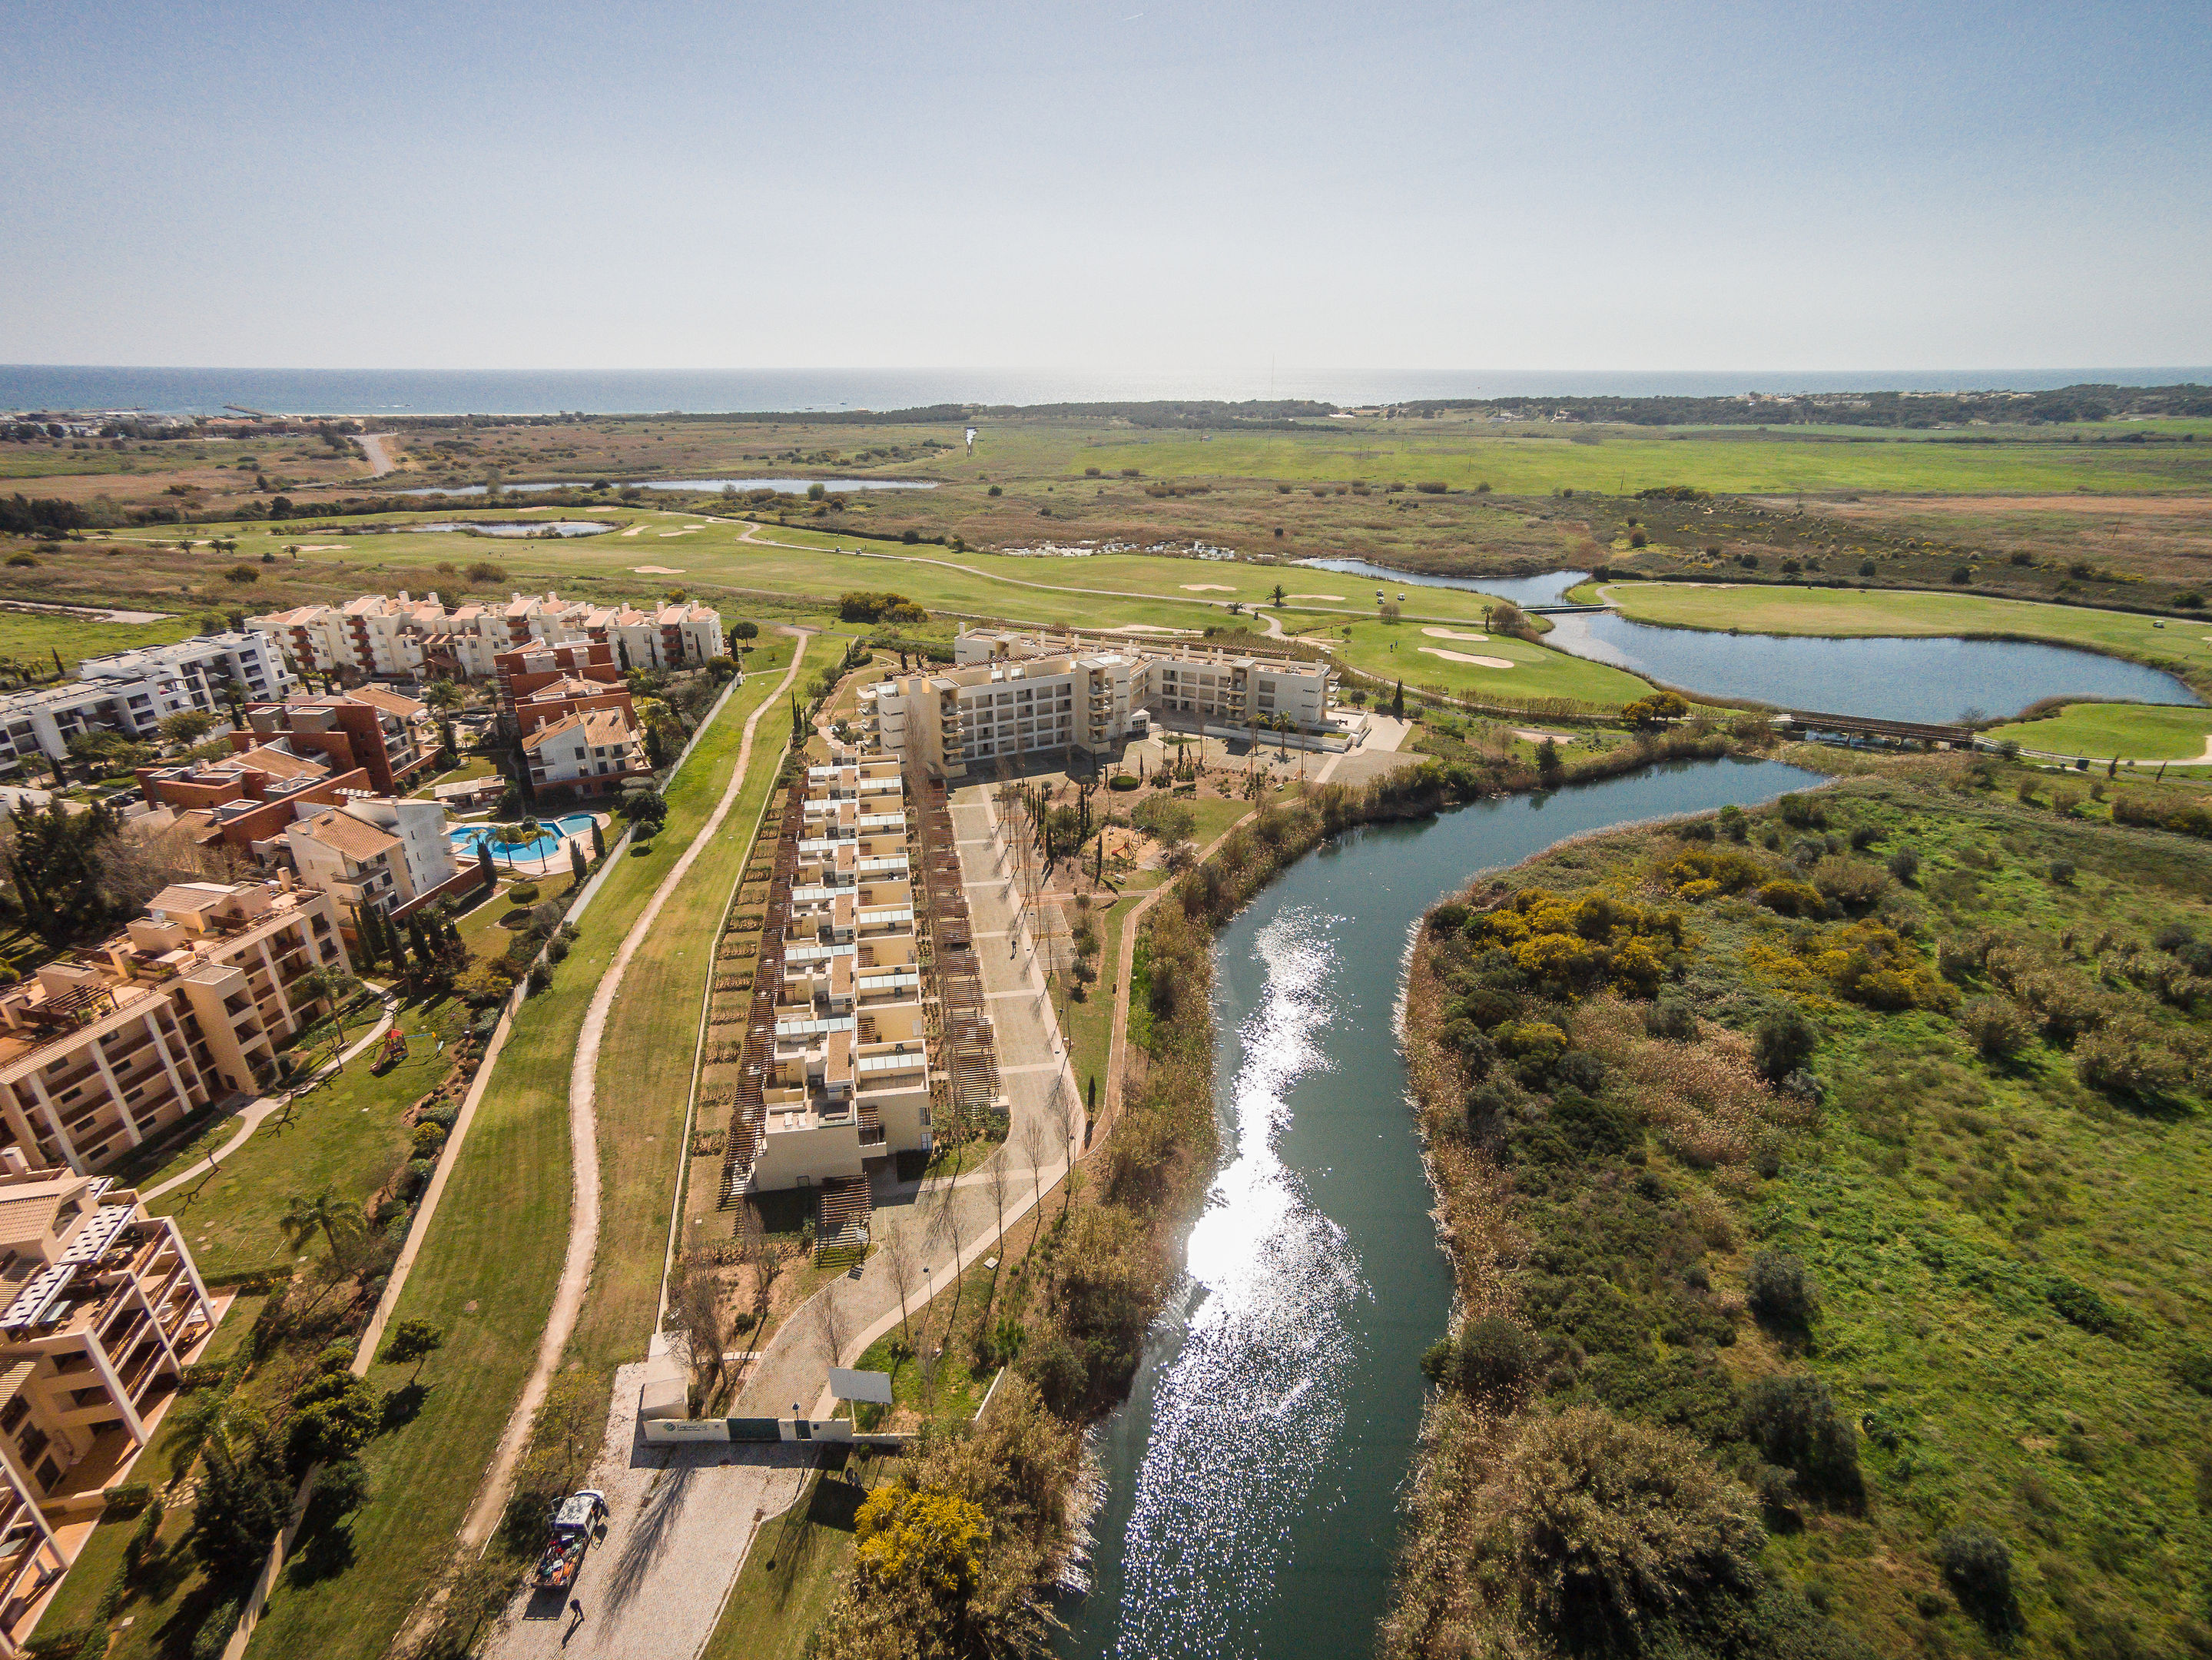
[1391,755,2212,1660]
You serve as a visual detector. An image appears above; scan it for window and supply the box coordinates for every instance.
[1,1397,28,1436]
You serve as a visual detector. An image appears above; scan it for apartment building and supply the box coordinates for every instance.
[492,641,631,734]
[857,627,1334,779]
[235,688,437,796]
[0,882,349,1176]
[521,709,649,801]
[0,1153,217,1651]
[136,742,373,861]
[248,590,727,687]
[728,749,934,1194]
[285,797,458,915]
[0,633,290,772]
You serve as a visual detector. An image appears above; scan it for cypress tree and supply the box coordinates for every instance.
[569,842,587,885]
[1391,679,1404,720]
[476,838,496,889]
[590,822,605,861]
[349,906,376,970]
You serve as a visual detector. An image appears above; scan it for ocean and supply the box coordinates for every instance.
[4,365,2207,418]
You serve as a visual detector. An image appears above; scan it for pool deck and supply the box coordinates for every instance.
[449,813,611,878]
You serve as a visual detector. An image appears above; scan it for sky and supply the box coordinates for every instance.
[4,0,2209,373]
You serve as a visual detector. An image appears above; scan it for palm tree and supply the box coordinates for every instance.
[279,1189,363,1258]
[1271,583,1287,609]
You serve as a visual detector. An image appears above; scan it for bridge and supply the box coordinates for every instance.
[1771,709,1975,747]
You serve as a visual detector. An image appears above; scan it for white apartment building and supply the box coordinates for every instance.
[0,881,350,1175]
[732,751,934,1194]
[0,634,290,772]
[250,591,728,686]
[858,628,1334,779]
[521,708,650,800]
[284,796,458,915]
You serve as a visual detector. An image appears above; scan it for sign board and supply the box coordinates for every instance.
[829,1367,894,1406]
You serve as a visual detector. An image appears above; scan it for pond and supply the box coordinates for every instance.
[1301,559,2199,722]
[395,477,940,497]
[1059,756,1824,1660]
[408,520,615,537]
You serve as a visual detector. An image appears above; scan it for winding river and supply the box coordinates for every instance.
[1060,756,1822,1660]
[1303,558,2200,722]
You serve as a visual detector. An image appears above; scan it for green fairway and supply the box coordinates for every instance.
[1324,616,1655,710]
[244,638,799,1660]
[1603,579,2212,693]
[1988,701,2212,762]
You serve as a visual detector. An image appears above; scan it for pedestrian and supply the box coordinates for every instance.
[569,1598,584,1620]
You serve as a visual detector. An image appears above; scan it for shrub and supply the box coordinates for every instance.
[1644,997,1697,1041]
[191,1602,244,1660]
[2174,1347,2212,1396]
[1746,1250,1817,1326]
[2074,1018,2189,1101]
[1938,1525,2021,1636]
[1109,773,1139,792]
[1424,1316,1542,1400]
[507,881,539,904]
[410,1122,446,1158]
[1743,1374,1862,1502]
[1885,846,1919,881]
[1958,996,2032,1060]
[1776,793,1826,830]
[1415,480,1448,494]
[2045,1277,2133,1338]
[1751,1010,1817,1082]
[1477,1407,1762,1639]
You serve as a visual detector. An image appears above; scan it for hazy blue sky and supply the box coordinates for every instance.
[5,0,2207,371]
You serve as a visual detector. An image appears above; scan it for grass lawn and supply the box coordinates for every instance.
[243,636,800,1660]
[139,996,470,1278]
[1603,579,2212,696]
[0,607,196,672]
[409,755,495,798]
[696,1451,901,1660]
[1985,701,2212,762]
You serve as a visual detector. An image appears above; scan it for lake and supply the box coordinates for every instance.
[1300,559,2199,722]
[393,477,938,497]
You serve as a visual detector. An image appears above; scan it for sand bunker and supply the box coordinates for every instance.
[1421,626,1491,642]
[1288,592,1345,600]
[621,525,646,536]
[657,529,701,537]
[1179,583,1236,592]
[631,565,685,575]
[1420,646,1515,669]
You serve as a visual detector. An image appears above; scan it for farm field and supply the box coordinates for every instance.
[1601,580,2212,695]
[1987,701,2212,762]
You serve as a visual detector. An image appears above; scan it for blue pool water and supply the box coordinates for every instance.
[448,813,601,862]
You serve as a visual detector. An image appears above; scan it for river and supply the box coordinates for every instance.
[1302,558,2199,722]
[1060,755,1822,1660]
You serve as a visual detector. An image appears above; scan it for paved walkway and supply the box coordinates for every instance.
[141,988,399,1203]
[459,631,813,1551]
[732,784,1081,1421]
[483,1354,810,1660]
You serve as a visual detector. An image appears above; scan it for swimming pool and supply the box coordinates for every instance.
[448,813,602,863]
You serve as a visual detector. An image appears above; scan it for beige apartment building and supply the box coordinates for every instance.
[0,883,350,1176]
[0,1152,217,1653]
[731,751,934,1194]
[857,627,1335,779]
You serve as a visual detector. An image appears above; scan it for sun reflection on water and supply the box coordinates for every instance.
[1107,908,1364,1659]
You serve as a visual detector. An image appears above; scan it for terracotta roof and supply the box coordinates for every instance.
[293,808,402,862]
[522,714,582,752]
[230,742,326,779]
[349,685,427,719]
[147,882,234,915]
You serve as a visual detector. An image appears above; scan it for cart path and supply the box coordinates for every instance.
[457,629,811,1551]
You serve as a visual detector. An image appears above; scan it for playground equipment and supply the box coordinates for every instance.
[370,1025,409,1075]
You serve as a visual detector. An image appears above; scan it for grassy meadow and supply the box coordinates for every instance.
[1395,758,2212,1660]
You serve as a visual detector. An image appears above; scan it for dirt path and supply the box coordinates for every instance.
[355,432,400,477]
[1100,812,1255,1127]
[456,630,812,1551]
